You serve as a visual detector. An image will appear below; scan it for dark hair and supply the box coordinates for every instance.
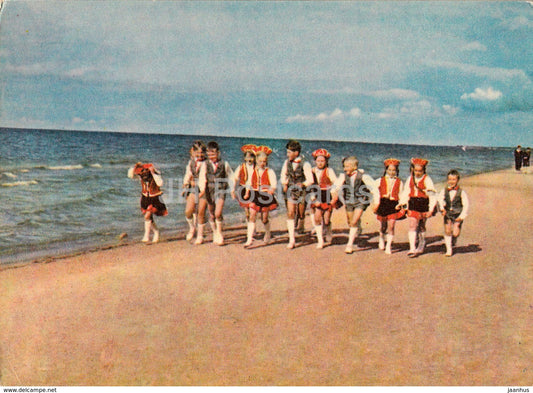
[191,140,206,152]
[383,163,399,177]
[447,169,460,180]
[410,163,426,175]
[286,140,301,152]
[207,141,219,151]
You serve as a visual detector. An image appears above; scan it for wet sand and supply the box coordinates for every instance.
[1,168,532,385]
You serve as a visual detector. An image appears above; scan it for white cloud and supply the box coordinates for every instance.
[424,60,530,82]
[367,89,420,100]
[502,15,533,30]
[461,41,487,52]
[442,105,460,115]
[461,87,503,101]
[286,107,362,123]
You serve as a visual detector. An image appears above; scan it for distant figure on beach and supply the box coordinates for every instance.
[183,141,206,242]
[196,141,234,246]
[373,158,405,255]
[514,145,524,171]
[244,145,278,247]
[232,144,257,227]
[280,140,314,249]
[128,162,168,244]
[309,148,338,249]
[331,156,376,254]
[437,169,470,257]
[523,147,531,169]
[399,158,437,257]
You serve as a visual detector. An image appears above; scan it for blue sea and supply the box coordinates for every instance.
[0,127,511,265]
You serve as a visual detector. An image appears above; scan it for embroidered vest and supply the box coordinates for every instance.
[343,170,368,202]
[188,159,202,180]
[251,168,272,191]
[379,177,401,200]
[444,188,463,214]
[206,160,229,190]
[409,175,428,198]
[286,159,306,185]
[312,168,333,190]
[238,163,252,186]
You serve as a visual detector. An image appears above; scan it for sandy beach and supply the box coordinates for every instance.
[1,168,532,386]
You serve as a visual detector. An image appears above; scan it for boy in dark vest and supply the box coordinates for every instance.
[332,156,377,254]
[280,140,314,249]
[197,141,234,245]
[437,169,470,257]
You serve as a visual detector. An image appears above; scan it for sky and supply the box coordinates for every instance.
[0,0,532,147]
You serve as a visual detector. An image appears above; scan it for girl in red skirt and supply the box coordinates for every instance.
[245,146,278,246]
[128,162,168,243]
[309,148,338,249]
[399,158,437,257]
[373,158,405,254]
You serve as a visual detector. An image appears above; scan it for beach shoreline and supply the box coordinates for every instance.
[0,166,520,270]
[1,167,532,385]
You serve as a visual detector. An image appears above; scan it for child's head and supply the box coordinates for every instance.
[383,158,400,177]
[312,149,330,170]
[286,140,301,161]
[342,156,358,175]
[446,169,460,188]
[206,141,220,162]
[191,141,206,161]
[410,158,428,178]
[256,151,268,168]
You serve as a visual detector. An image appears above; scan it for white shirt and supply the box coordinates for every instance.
[312,167,338,188]
[332,169,377,203]
[197,160,234,193]
[183,159,206,187]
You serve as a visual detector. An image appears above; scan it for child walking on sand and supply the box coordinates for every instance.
[399,158,437,257]
[128,162,168,243]
[332,156,377,254]
[309,148,338,249]
[197,141,234,246]
[232,144,257,225]
[437,169,470,257]
[373,158,405,255]
[244,145,278,247]
[183,141,206,241]
[280,140,314,249]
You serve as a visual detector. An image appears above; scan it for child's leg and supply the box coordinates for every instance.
[323,209,333,243]
[297,201,307,233]
[314,209,324,249]
[407,216,419,255]
[444,219,453,256]
[245,208,257,246]
[261,211,271,243]
[416,218,427,253]
[286,201,297,248]
[310,207,317,234]
[195,198,208,244]
[345,208,363,253]
[385,218,396,254]
[212,199,225,245]
[185,193,197,240]
[379,220,387,250]
[142,211,153,242]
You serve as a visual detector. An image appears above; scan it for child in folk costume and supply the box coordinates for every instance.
[309,148,338,249]
[399,158,437,257]
[245,146,278,247]
[280,140,314,249]
[196,141,234,246]
[183,141,206,241]
[331,156,377,254]
[437,169,470,257]
[373,158,405,254]
[232,144,257,226]
[128,162,168,243]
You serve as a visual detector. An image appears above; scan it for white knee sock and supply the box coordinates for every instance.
[408,231,417,253]
[315,224,324,249]
[445,235,453,256]
[385,234,393,254]
[287,219,295,248]
[245,222,255,246]
[142,220,151,242]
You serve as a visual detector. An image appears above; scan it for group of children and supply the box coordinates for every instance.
[128,140,470,257]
